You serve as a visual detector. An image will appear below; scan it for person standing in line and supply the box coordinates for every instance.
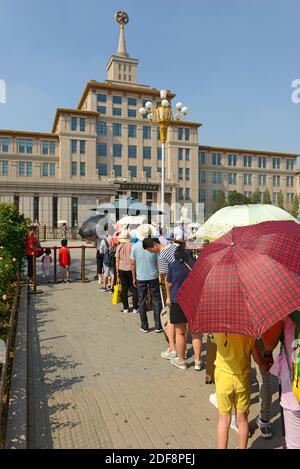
[41,247,52,283]
[99,235,114,292]
[255,340,273,439]
[130,224,162,333]
[116,229,138,314]
[61,223,68,240]
[59,239,71,283]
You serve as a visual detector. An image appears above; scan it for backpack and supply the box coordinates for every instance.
[289,311,300,404]
[103,238,111,267]
[109,244,117,268]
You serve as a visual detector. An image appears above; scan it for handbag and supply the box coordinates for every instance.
[112,276,122,305]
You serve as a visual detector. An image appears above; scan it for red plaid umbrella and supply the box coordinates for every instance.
[177,220,300,337]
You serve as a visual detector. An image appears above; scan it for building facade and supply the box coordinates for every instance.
[0,12,299,227]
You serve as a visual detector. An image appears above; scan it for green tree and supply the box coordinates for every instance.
[213,190,227,213]
[277,190,284,209]
[251,188,261,204]
[263,188,271,204]
[228,191,251,206]
[288,195,299,218]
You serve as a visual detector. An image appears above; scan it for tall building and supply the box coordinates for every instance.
[0,11,299,227]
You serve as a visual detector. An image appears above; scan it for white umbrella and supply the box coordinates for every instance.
[57,220,67,225]
[118,215,147,226]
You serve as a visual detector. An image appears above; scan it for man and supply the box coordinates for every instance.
[130,224,162,333]
[255,340,273,439]
[142,237,179,359]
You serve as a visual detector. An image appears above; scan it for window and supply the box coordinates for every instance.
[199,171,205,183]
[18,139,32,154]
[80,140,86,154]
[273,175,280,186]
[71,197,78,228]
[71,140,77,154]
[99,164,107,176]
[72,161,77,176]
[178,128,183,140]
[97,143,107,157]
[287,193,294,203]
[186,168,190,180]
[97,93,106,102]
[114,165,122,177]
[287,176,294,187]
[0,137,9,152]
[259,174,266,186]
[0,160,8,176]
[71,117,77,131]
[18,161,32,176]
[228,154,237,166]
[49,162,55,176]
[128,145,137,158]
[113,144,122,157]
[42,162,48,176]
[272,192,279,204]
[97,121,107,136]
[212,190,218,202]
[143,146,151,159]
[52,196,58,227]
[179,168,183,180]
[144,166,151,178]
[157,127,160,140]
[128,125,137,138]
[49,141,56,155]
[179,188,184,201]
[259,192,264,202]
[33,196,39,222]
[199,190,205,202]
[80,162,86,176]
[97,106,106,114]
[186,149,190,161]
[80,118,86,132]
[212,153,221,165]
[228,173,237,185]
[128,109,137,118]
[185,188,190,200]
[157,167,161,174]
[212,172,222,184]
[113,108,122,116]
[199,151,206,165]
[286,159,294,170]
[113,123,122,136]
[185,128,190,141]
[244,174,252,185]
[42,141,49,155]
[244,191,252,198]
[113,95,122,105]
[129,165,137,177]
[157,147,162,160]
[178,148,183,161]
[128,97,137,106]
[258,156,266,168]
[143,126,151,139]
[243,155,252,167]
[273,158,281,169]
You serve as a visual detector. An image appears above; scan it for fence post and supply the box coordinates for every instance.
[33,253,37,292]
[80,245,86,282]
[53,247,57,283]
[43,224,47,241]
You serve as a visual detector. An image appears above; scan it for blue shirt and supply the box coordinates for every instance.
[130,240,159,281]
[167,259,195,303]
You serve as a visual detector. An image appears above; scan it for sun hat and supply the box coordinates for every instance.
[118,229,130,243]
[135,224,157,241]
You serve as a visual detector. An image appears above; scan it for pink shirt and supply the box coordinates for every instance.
[270,316,300,411]
[116,242,132,271]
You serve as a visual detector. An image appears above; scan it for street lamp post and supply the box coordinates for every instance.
[139,89,188,227]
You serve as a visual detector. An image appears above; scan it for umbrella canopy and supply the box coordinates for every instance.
[79,214,106,238]
[118,215,147,226]
[203,204,297,240]
[57,219,67,225]
[177,220,300,337]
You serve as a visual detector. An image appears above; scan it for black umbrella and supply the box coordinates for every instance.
[79,214,106,239]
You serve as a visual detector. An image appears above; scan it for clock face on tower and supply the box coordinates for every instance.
[115,11,129,26]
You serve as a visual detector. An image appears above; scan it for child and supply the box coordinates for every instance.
[213,333,272,449]
[41,247,52,283]
[59,239,71,283]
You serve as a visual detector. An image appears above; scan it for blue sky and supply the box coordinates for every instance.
[0,0,300,154]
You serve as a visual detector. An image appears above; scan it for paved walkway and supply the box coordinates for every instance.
[27,241,283,449]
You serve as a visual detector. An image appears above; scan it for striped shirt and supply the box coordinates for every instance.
[158,243,178,274]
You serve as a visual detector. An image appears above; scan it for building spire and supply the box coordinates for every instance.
[115,11,129,57]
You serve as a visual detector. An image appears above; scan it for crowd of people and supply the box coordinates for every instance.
[24,220,300,450]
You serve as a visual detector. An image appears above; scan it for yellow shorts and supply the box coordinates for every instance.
[214,368,251,415]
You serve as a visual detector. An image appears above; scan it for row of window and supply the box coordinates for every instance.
[71,117,86,132]
[97,122,159,139]
[199,190,295,203]
[71,140,86,154]
[200,171,294,187]
[199,151,295,170]
[0,138,57,155]
[178,188,191,201]
[98,164,165,178]
[178,148,190,161]
[179,168,190,180]
[97,143,162,159]
[0,161,56,177]
[71,161,86,177]
[97,94,136,105]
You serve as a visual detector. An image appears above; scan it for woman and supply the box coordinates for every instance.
[115,230,138,314]
[262,311,300,449]
[25,225,38,283]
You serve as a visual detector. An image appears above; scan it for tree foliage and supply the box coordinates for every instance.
[213,190,227,213]
[263,188,272,205]
[277,190,284,209]
[251,188,261,204]
[228,191,251,206]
